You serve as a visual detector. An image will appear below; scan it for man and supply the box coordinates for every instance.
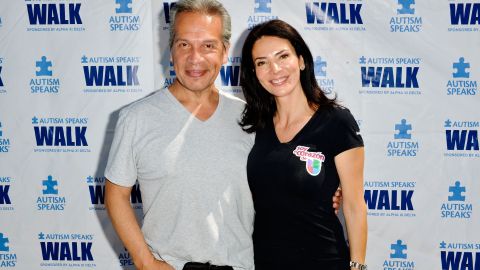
[105,1,254,269]
[105,1,341,269]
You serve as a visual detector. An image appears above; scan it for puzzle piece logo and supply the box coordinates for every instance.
[390,239,407,259]
[35,56,53,76]
[394,119,412,139]
[81,55,88,64]
[448,181,466,202]
[452,57,470,78]
[254,0,271,13]
[0,233,9,252]
[314,56,327,77]
[115,0,132,14]
[359,56,366,65]
[444,119,452,128]
[397,0,415,15]
[42,175,58,195]
[0,121,3,137]
[86,176,94,183]
[439,241,446,249]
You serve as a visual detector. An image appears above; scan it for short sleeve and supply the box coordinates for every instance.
[104,108,138,187]
[331,108,364,157]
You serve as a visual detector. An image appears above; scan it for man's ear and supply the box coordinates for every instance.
[222,43,230,64]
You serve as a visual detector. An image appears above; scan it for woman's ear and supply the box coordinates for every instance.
[299,55,305,70]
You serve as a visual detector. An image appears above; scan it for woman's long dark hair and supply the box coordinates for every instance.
[239,19,338,133]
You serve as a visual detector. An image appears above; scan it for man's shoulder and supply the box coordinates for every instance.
[219,91,246,113]
[120,89,168,116]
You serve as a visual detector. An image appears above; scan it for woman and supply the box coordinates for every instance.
[239,20,367,270]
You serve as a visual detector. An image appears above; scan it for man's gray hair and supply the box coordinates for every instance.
[169,0,232,48]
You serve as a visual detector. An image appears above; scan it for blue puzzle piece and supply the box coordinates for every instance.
[390,240,407,259]
[0,122,3,137]
[359,56,366,65]
[81,55,88,64]
[38,232,45,240]
[86,176,94,183]
[36,56,52,76]
[42,175,58,195]
[398,0,415,15]
[448,181,466,202]
[0,233,9,252]
[452,57,470,78]
[444,119,452,128]
[394,119,412,139]
[314,56,327,77]
[255,0,271,13]
[32,116,39,124]
[440,241,447,249]
[116,0,132,14]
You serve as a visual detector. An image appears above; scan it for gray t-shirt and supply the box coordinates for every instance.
[105,89,255,270]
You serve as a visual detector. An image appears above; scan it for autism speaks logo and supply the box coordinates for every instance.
[386,119,420,157]
[82,55,142,94]
[304,0,365,31]
[444,119,479,158]
[39,232,95,268]
[30,56,60,94]
[440,241,480,270]
[0,121,11,153]
[0,56,5,94]
[448,1,480,32]
[389,0,423,32]
[109,0,141,31]
[292,146,325,176]
[364,180,416,218]
[32,116,90,153]
[314,56,335,95]
[219,56,242,95]
[86,176,142,211]
[118,247,134,268]
[359,56,421,95]
[0,232,17,267]
[446,57,477,96]
[0,176,14,211]
[383,240,416,269]
[37,175,66,211]
[440,180,473,219]
[246,0,278,30]
[25,0,85,32]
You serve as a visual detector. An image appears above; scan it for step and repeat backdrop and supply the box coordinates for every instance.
[0,0,479,269]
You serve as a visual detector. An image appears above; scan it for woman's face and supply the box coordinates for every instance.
[251,35,304,99]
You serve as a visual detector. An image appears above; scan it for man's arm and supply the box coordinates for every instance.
[105,180,173,270]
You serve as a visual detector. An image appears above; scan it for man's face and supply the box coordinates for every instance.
[171,12,228,93]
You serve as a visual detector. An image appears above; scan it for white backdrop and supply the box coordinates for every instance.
[0,0,479,269]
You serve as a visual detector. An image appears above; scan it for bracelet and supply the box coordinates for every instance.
[350,261,367,270]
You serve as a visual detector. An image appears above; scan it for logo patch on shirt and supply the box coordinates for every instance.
[292,146,325,176]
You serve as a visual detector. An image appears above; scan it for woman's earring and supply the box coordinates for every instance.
[300,65,305,71]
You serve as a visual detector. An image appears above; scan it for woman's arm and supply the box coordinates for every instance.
[334,147,367,268]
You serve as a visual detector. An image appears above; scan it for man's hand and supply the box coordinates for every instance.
[332,187,343,214]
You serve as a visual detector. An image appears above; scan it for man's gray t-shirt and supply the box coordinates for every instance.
[105,89,255,270]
